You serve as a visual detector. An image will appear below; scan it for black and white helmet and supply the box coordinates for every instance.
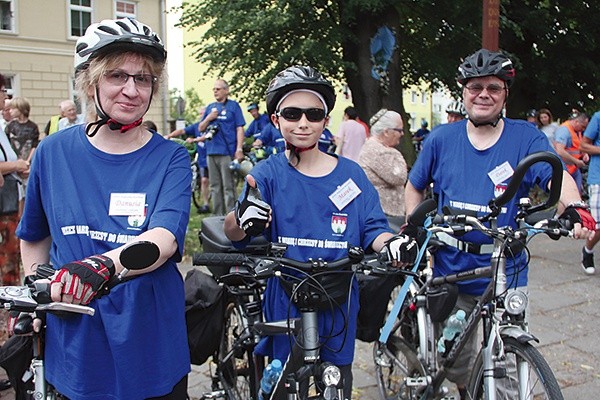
[265,66,336,116]
[75,18,166,72]
[446,100,466,116]
[457,49,515,87]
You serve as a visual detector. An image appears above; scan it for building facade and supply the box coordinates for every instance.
[0,0,169,133]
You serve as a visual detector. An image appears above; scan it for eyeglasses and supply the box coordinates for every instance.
[103,70,157,88]
[277,107,326,122]
[213,87,225,91]
[0,89,7,94]
[464,84,505,96]
[390,127,404,134]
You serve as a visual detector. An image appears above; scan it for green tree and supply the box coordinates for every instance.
[169,87,205,125]
[177,0,600,164]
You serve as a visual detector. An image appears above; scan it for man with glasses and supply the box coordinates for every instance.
[404,48,594,399]
[198,79,245,215]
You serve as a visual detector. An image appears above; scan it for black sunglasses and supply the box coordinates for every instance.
[277,107,326,122]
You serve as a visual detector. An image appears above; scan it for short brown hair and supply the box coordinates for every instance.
[75,51,165,121]
[8,97,31,118]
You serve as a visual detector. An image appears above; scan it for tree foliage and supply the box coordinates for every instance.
[176,0,600,162]
[169,87,204,124]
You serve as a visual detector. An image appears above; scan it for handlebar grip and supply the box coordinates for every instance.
[35,263,56,280]
[192,252,248,267]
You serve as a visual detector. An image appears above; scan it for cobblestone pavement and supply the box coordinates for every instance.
[1,235,598,399]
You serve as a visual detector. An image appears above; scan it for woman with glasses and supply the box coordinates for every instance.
[224,65,416,399]
[17,18,191,399]
[358,109,407,220]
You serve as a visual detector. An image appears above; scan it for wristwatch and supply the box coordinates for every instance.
[567,201,589,209]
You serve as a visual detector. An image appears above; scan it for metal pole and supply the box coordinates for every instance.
[482,0,500,51]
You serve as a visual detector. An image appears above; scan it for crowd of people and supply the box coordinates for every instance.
[0,13,597,400]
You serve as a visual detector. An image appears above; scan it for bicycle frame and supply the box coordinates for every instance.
[195,248,393,400]
[377,151,566,400]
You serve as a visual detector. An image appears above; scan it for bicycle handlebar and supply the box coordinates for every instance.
[193,247,404,280]
[487,151,563,219]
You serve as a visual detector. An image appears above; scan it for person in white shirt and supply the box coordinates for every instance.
[57,99,84,131]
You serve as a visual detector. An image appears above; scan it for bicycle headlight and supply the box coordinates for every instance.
[321,364,342,387]
[504,289,528,315]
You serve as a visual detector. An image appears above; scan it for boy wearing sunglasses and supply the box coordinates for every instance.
[224,65,415,399]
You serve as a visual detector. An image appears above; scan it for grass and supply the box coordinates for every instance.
[183,203,206,263]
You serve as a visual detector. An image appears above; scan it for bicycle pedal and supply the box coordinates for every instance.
[405,376,430,386]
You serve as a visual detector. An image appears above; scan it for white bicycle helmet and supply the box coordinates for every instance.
[446,100,466,116]
[75,18,166,72]
[75,18,166,137]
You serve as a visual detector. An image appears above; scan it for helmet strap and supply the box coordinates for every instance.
[86,85,152,137]
[469,114,502,128]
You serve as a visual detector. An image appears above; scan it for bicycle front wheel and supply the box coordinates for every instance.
[191,163,203,211]
[219,301,254,400]
[373,334,426,400]
[467,337,564,400]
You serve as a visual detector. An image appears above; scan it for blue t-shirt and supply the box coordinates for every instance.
[202,100,245,156]
[184,122,207,168]
[409,118,557,296]
[554,125,573,148]
[260,123,286,154]
[239,154,391,365]
[17,125,192,400]
[318,128,334,153]
[245,113,270,140]
[584,112,600,185]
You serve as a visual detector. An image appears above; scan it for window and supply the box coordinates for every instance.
[2,74,15,98]
[70,0,93,38]
[0,0,14,32]
[411,91,418,104]
[421,91,427,105]
[115,1,136,18]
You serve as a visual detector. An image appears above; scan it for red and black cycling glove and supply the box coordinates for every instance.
[559,202,596,231]
[50,255,115,305]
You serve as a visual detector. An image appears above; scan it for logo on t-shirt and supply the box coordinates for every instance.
[494,182,507,199]
[331,213,347,234]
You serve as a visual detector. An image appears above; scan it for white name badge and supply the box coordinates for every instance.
[488,161,514,186]
[329,179,362,211]
[109,193,146,216]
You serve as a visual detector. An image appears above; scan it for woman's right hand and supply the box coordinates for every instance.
[13,159,30,173]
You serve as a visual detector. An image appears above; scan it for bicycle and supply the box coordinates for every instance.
[0,241,159,400]
[193,242,400,400]
[169,137,205,211]
[374,151,568,400]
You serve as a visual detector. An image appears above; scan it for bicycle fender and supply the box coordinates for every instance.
[500,326,538,344]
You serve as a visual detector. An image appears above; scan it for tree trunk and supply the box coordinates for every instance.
[341,6,417,166]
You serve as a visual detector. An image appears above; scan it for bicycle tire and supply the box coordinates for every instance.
[467,337,564,400]
[191,163,203,211]
[218,301,254,400]
[373,333,427,400]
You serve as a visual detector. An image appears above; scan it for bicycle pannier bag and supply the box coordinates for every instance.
[184,268,225,365]
[356,273,402,342]
[0,334,34,400]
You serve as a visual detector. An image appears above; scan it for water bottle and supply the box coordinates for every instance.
[258,359,282,400]
[229,159,240,171]
[437,309,467,356]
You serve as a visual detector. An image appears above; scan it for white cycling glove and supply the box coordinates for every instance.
[235,179,271,237]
